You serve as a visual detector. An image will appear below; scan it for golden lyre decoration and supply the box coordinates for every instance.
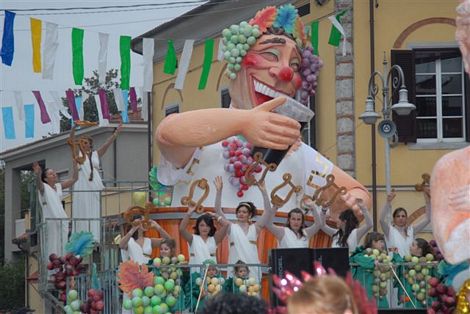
[270,173,302,207]
[123,204,153,229]
[181,178,210,213]
[67,137,88,164]
[455,279,470,313]
[304,174,347,208]
[414,173,430,192]
[244,152,277,186]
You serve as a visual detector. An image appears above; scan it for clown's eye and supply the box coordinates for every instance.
[260,49,279,62]
[290,58,300,72]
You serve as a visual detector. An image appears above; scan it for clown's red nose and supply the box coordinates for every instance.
[279,67,294,81]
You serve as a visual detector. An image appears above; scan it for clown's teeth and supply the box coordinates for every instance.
[254,80,285,98]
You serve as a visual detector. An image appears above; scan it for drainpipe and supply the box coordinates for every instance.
[147,90,153,202]
[370,0,378,231]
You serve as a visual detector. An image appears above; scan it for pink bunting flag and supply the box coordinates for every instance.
[129,87,138,113]
[32,91,51,123]
[98,88,111,119]
[66,89,79,121]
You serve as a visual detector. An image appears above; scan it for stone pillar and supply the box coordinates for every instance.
[335,0,355,177]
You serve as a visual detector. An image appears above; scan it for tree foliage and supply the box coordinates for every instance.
[0,259,25,310]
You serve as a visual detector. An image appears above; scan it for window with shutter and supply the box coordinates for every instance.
[221,88,231,108]
[391,48,468,143]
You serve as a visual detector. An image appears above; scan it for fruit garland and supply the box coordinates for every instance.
[363,248,393,299]
[232,276,261,297]
[402,254,435,305]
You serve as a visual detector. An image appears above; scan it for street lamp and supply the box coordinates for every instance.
[359,57,416,196]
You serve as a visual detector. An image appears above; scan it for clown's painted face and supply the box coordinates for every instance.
[229,34,302,110]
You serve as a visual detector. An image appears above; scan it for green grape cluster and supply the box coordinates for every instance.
[403,253,435,304]
[222,21,262,79]
[365,248,393,298]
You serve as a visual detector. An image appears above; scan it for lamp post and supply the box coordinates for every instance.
[359,57,416,215]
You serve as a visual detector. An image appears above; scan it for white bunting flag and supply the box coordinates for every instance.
[142,38,154,92]
[98,33,109,84]
[13,91,24,121]
[174,39,194,90]
[42,22,59,80]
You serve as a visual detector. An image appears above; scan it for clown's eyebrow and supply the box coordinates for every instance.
[259,37,286,45]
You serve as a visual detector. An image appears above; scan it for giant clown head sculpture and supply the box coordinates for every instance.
[221,5,322,109]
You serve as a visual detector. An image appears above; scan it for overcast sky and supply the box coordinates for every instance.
[0,0,205,153]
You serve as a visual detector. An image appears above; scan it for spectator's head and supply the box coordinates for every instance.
[234,260,250,279]
[236,202,257,223]
[200,292,268,314]
[287,276,358,314]
[410,238,433,257]
[392,207,408,228]
[194,213,216,237]
[159,238,176,258]
[364,232,386,251]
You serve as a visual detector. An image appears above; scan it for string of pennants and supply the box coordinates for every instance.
[0,8,349,141]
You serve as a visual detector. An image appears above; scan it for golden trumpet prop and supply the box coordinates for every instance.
[270,173,302,207]
[414,173,430,192]
[181,178,210,213]
[303,174,347,208]
[244,152,277,186]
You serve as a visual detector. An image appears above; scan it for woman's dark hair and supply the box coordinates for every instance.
[236,201,257,219]
[194,214,216,237]
[80,135,94,182]
[234,260,249,274]
[160,238,176,252]
[41,168,51,183]
[286,208,305,238]
[200,292,267,314]
[392,207,408,219]
[364,232,385,250]
[333,209,359,248]
[414,238,433,257]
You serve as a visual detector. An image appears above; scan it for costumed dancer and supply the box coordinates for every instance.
[223,260,260,297]
[179,205,229,269]
[33,161,78,257]
[350,232,400,309]
[380,189,431,257]
[70,124,122,242]
[185,259,225,313]
[320,198,373,253]
[155,5,371,221]
[213,176,271,281]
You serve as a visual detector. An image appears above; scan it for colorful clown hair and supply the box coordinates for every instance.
[222,4,309,80]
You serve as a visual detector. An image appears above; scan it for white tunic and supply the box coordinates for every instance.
[189,234,217,269]
[278,227,309,249]
[229,224,260,281]
[331,228,359,253]
[38,183,69,257]
[386,225,414,257]
[72,151,104,242]
[158,141,333,212]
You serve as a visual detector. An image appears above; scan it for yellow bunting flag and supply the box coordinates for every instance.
[30,18,42,73]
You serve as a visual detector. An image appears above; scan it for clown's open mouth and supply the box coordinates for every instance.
[253,79,290,106]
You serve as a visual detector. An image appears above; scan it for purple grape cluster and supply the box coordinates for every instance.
[429,239,445,261]
[299,46,323,105]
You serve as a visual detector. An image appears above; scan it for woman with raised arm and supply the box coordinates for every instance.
[261,183,322,248]
[70,124,122,242]
[213,176,272,281]
[179,204,229,268]
[320,198,373,253]
[33,160,78,257]
[379,188,431,257]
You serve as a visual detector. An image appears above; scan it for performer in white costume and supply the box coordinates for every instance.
[379,189,431,257]
[155,5,371,221]
[321,198,373,253]
[119,217,170,314]
[179,205,229,270]
[213,176,272,281]
[33,161,78,257]
[70,124,122,242]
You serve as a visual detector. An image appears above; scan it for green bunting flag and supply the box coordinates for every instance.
[198,38,214,90]
[71,28,84,85]
[328,10,347,47]
[311,20,319,56]
[120,35,131,90]
[163,40,177,75]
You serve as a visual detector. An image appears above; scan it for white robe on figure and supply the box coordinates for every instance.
[228,224,260,282]
[120,237,153,314]
[38,183,69,257]
[331,228,358,253]
[278,227,309,249]
[72,151,104,242]
[386,225,414,257]
[189,235,217,272]
[158,142,333,212]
